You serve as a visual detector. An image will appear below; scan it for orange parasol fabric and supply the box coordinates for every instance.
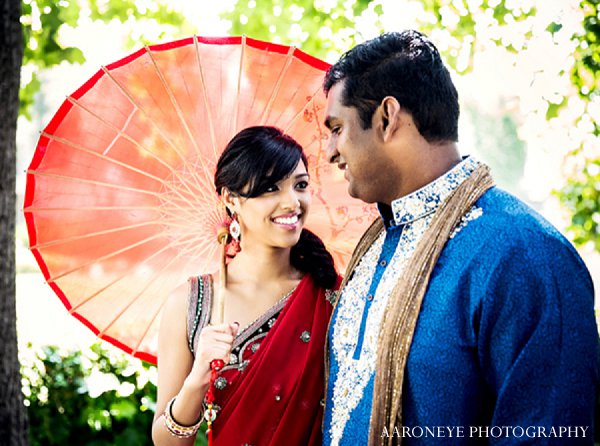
[24,36,377,364]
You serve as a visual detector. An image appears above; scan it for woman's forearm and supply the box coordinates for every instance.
[152,378,209,445]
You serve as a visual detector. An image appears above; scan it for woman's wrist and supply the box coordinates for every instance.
[188,359,212,387]
[163,396,202,438]
[181,367,210,398]
[167,384,206,428]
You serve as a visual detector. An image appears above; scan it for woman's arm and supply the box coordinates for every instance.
[151,281,237,445]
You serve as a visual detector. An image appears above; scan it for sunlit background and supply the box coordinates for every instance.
[16,0,599,355]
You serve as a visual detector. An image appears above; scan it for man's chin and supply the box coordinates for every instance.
[348,184,375,204]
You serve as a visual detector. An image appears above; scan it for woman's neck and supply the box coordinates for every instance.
[227,244,299,284]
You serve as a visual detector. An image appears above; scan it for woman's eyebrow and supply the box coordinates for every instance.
[279,172,310,183]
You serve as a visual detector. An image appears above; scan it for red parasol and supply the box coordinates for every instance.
[24,36,377,365]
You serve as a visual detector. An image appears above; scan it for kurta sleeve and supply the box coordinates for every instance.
[476,233,598,445]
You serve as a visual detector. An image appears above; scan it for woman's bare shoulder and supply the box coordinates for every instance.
[162,278,195,324]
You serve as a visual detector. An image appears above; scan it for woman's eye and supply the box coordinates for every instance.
[296,181,309,189]
[265,185,279,193]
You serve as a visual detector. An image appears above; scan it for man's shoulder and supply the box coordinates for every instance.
[463,187,570,247]
[448,187,591,278]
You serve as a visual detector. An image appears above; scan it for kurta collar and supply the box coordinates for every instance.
[379,156,480,227]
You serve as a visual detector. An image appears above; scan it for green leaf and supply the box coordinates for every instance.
[545,96,566,119]
[19,75,41,120]
[352,0,373,16]
[22,343,158,446]
[19,0,188,120]
[110,400,138,420]
[546,21,563,35]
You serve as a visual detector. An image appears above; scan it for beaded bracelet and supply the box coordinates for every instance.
[163,397,203,438]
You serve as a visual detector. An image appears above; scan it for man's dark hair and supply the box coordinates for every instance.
[323,30,459,142]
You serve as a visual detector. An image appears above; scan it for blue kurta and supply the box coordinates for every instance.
[323,158,598,445]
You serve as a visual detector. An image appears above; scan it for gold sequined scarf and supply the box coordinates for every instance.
[337,165,494,446]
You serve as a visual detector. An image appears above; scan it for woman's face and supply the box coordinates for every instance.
[232,161,311,250]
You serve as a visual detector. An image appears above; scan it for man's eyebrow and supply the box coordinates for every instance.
[324,117,333,129]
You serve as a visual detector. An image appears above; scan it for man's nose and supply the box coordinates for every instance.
[326,138,339,164]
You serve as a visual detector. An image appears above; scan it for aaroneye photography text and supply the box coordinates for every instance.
[381,425,590,439]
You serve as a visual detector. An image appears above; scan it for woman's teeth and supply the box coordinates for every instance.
[273,215,299,225]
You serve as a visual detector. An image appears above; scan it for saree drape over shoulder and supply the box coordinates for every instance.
[187,274,336,446]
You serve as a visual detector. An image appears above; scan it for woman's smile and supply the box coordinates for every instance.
[271,212,302,230]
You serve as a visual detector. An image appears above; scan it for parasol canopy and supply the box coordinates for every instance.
[24,36,377,364]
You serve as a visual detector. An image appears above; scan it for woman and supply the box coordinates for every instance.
[152,126,339,445]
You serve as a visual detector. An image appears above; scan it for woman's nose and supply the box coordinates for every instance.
[281,188,301,209]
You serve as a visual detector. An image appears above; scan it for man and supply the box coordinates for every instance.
[322,30,598,445]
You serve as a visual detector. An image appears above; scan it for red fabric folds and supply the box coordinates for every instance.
[212,275,335,445]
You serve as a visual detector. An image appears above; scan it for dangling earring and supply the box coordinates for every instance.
[227,213,241,257]
[229,213,241,241]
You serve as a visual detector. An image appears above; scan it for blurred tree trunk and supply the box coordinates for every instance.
[0,0,27,445]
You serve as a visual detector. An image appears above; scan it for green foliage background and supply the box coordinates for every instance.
[557,0,600,251]
[223,0,535,70]
[222,0,600,251]
[22,344,155,446]
[20,0,191,119]
[22,344,207,446]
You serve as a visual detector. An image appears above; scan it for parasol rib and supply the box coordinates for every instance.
[46,232,165,283]
[130,298,164,357]
[165,235,220,268]
[23,205,207,223]
[29,220,161,250]
[206,207,229,232]
[232,35,246,134]
[42,132,170,186]
[144,47,213,182]
[259,45,296,125]
[193,36,218,159]
[24,205,158,212]
[282,84,323,133]
[27,170,161,197]
[67,96,203,201]
[68,233,200,314]
[41,130,215,211]
[96,239,214,337]
[268,84,304,127]
[103,107,136,155]
[100,66,208,193]
[26,170,211,216]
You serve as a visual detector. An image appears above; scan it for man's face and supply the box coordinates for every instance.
[324,81,394,204]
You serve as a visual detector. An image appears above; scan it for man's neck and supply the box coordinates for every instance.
[387,142,462,205]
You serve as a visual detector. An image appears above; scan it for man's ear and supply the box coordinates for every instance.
[374,96,401,142]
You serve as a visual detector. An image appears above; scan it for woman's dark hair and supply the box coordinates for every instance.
[323,30,459,143]
[214,126,337,289]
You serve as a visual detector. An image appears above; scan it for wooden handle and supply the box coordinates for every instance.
[214,225,229,324]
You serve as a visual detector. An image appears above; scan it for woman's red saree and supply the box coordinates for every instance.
[188,274,336,445]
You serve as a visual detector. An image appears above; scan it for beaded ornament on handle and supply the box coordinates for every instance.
[204,224,230,445]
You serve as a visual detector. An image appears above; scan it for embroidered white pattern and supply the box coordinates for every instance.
[450,207,484,238]
[329,220,428,444]
[327,157,482,444]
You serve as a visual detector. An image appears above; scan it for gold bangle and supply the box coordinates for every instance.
[163,397,202,438]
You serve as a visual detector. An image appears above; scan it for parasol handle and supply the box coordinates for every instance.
[205,225,230,446]
[215,225,229,324]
